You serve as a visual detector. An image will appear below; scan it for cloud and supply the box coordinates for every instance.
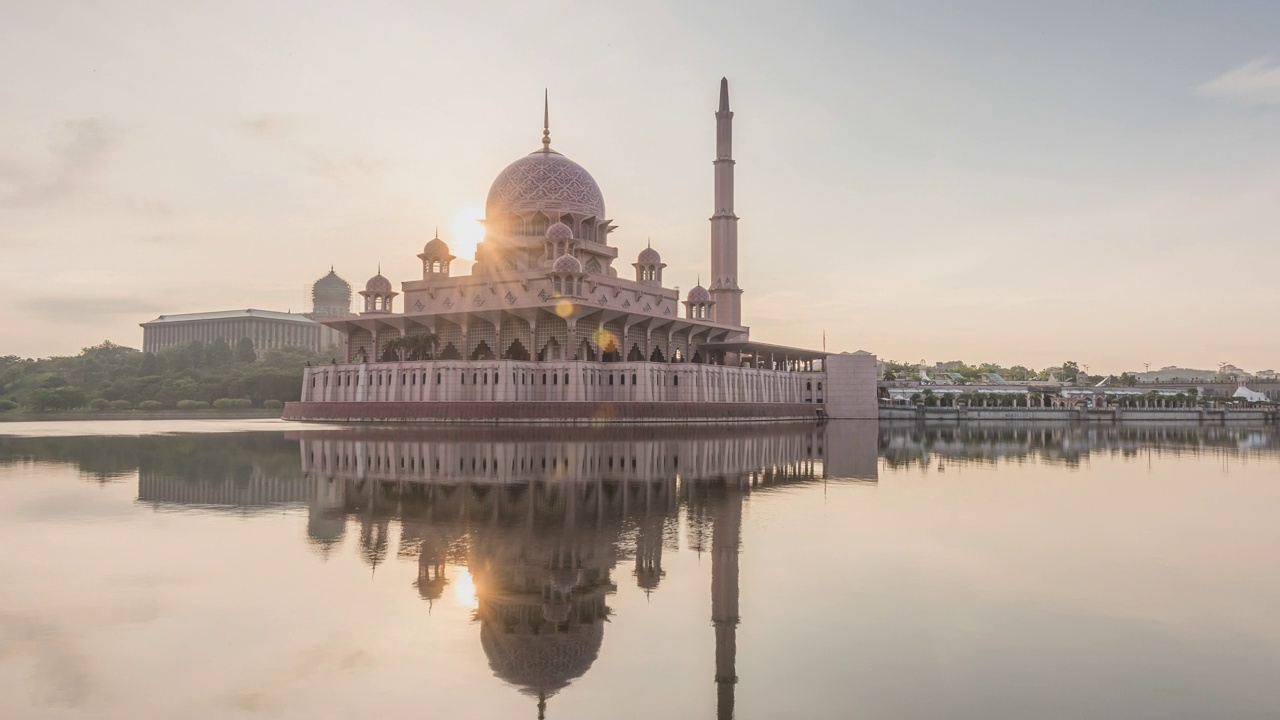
[1195,56,1280,108]
[238,114,385,185]
[0,118,117,207]
[16,295,168,323]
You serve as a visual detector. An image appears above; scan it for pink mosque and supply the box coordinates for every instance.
[286,80,877,422]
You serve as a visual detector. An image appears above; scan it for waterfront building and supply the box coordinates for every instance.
[290,80,879,421]
[140,270,354,357]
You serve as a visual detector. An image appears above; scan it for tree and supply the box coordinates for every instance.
[235,337,257,363]
[1060,361,1080,382]
[206,338,233,367]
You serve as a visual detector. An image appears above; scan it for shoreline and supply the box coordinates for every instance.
[0,410,283,423]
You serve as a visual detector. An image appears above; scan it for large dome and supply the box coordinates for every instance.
[486,149,605,220]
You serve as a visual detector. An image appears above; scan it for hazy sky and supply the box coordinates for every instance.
[2,1,1278,373]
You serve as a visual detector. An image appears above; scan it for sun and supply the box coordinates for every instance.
[450,205,485,262]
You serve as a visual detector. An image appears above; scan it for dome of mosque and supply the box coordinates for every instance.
[423,236,451,258]
[545,221,573,240]
[486,149,605,221]
[312,270,352,305]
[480,621,604,698]
[365,273,392,294]
[552,254,583,274]
[637,246,661,264]
[687,284,711,303]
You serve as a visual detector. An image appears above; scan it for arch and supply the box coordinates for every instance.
[601,337,620,362]
[507,212,524,236]
[539,337,563,362]
[504,339,530,361]
[581,218,596,242]
[531,212,550,236]
[584,257,601,274]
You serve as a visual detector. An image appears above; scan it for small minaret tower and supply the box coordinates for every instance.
[710,77,743,327]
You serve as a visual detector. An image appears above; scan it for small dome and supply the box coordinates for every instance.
[366,273,392,293]
[687,284,710,303]
[423,236,451,258]
[546,222,573,241]
[553,254,583,274]
[637,246,661,264]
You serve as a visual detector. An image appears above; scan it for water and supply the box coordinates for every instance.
[2,420,1278,719]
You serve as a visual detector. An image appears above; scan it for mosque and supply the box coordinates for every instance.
[285,80,878,421]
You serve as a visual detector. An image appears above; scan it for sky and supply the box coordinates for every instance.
[1,0,1278,374]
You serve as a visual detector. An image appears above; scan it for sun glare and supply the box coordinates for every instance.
[452,566,479,609]
[450,205,485,262]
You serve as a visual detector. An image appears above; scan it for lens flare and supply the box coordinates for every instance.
[555,299,575,318]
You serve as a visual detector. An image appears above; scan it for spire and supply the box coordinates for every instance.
[542,88,551,151]
[718,77,730,113]
[434,225,439,239]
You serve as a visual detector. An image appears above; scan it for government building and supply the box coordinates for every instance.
[285,80,877,422]
[139,269,354,357]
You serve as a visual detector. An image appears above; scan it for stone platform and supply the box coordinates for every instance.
[282,401,825,424]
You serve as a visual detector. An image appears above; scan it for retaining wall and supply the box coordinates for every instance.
[283,401,824,424]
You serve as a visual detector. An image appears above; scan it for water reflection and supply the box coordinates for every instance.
[2,420,1279,718]
[293,424,837,718]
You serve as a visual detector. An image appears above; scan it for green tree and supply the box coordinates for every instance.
[1060,361,1080,382]
[206,338,234,367]
[235,337,257,363]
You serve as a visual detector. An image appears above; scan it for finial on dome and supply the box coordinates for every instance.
[434,225,439,239]
[542,88,551,151]
[719,77,730,113]
[647,237,651,248]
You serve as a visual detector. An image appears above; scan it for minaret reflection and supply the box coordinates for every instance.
[293,424,867,717]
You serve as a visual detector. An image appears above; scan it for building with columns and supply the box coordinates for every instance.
[290,80,879,420]
[140,270,354,357]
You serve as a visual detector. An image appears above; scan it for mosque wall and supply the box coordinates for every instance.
[300,359,824,405]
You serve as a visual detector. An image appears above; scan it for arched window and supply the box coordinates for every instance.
[632,373,637,385]
[564,373,569,385]
[553,373,558,385]
[553,277,563,294]
[674,376,679,386]
[532,213,550,236]
[585,258,601,274]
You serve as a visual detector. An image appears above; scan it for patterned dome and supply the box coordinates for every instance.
[423,236,451,258]
[487,149,605,220]
[687,284,711,303]
[480,621,604,698]
[311,270,351,309]
[365,273,392,293]
[552,254,583,274]
[637,246,661,264]
[546,221,573,240]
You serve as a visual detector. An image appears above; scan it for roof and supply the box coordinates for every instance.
[699,340,829,362]
[141,309,318,325]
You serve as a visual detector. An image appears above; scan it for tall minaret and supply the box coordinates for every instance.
[711,484,743,720]
[710,77,743,327]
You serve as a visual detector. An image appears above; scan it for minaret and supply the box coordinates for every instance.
[711,483,743,720]
[710,77,743,327]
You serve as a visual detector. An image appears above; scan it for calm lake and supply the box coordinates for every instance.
[1,420,1278,719]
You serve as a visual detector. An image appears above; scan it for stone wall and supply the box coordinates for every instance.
[283,401,824,424]
[824,351,879,419]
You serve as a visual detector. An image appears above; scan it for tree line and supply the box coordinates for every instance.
[0,340,333,412]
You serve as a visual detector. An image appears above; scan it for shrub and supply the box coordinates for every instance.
[138,400,164,411]
[109,400,134,410]
[88,398,111,411]
[212,398,253,409]
[262,399,283,410]
[176,400,210,410]
[0,399,18,412]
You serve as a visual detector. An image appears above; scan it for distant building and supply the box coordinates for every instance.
[139,270,354,357]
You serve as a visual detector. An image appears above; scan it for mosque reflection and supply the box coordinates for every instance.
[295,423,858,718]
[4,421,1276,718]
